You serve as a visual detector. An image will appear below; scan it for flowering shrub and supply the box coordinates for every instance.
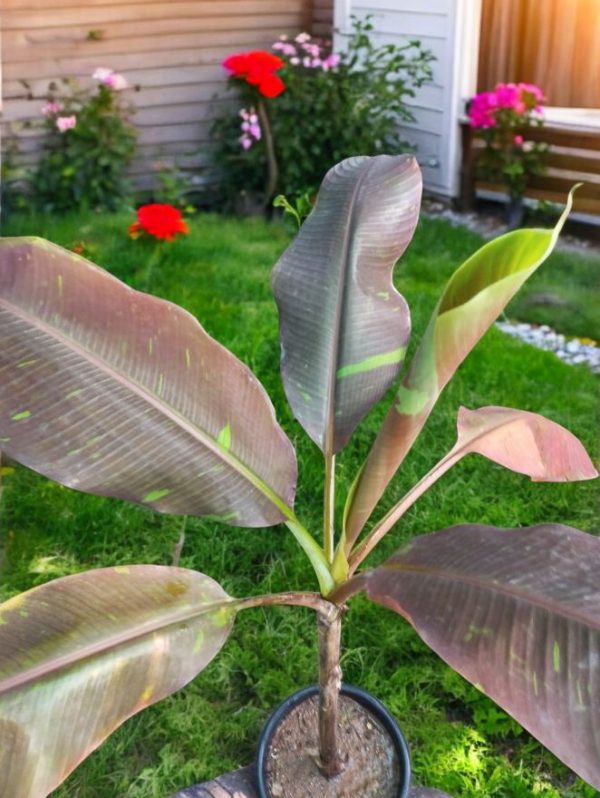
[34,68,137,212]
[468,82,548,201]
[212,17,434,209]
[128,203,189,241]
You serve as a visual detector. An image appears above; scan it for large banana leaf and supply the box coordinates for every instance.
[345,194,574,544]
[272,155,421,455]
[0,238,296,527]
[342,524,600,788]
[0,566,236,798]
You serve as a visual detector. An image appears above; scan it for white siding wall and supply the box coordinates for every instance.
[334,0,481,197]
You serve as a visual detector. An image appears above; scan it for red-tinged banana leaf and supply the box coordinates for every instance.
[342,524,600,789]
[0,238,296,527]
[272,155,421,455]
[344,192,575,545]
[347,407,597,570]
[453,406,598,481]
[0,566,236,798]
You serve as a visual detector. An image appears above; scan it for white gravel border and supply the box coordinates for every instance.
[496,321,600,374]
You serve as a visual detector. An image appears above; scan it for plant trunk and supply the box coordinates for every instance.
[317,611,345,779]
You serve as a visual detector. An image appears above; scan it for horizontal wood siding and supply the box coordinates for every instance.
[2,0,332,192]
[312,0,334,36]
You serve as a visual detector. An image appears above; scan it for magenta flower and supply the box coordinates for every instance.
[469,82,546,129]
[514,134,524,146]
[468,91,498,128]
[494,83,520,109]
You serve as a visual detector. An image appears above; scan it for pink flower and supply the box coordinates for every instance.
[93,67,129,91]
[41,101,63,116]
[273,41,297,57]
[295,32,311,44]
[56,115,76,132]
[239,107,261,148]
[92,67,113,81]
[514,134,524,146]
[321,53,341,71]
[519,83,545,104]
[302,43,321,58]
[104,72,128,91]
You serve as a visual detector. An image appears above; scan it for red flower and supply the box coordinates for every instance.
[128,204,189,241]
[222,50,286,98]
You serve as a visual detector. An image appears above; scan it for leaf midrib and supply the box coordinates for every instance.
[377,558,600,630]
[323,161,370,457]
[0,293,292,518]
[0,595,235,696]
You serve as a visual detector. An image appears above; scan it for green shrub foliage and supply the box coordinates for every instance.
[34,71,137,213]
[212,17,434,208]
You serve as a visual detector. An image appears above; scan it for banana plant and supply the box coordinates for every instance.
[0,155,598,798]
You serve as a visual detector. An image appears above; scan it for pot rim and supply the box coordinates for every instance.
[255,683,411,798]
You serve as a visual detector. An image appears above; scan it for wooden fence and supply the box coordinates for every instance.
[460,122,600,216]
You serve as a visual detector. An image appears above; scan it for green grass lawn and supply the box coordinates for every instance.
[1,210,599,798]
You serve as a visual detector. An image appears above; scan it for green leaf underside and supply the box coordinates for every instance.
[273,155,421,455]
[345,192,575,544]
[350,523,600,789]
[0,238,297,527]
[0,566,236,798]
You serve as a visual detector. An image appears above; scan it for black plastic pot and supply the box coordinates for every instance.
[255,684,411,798]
